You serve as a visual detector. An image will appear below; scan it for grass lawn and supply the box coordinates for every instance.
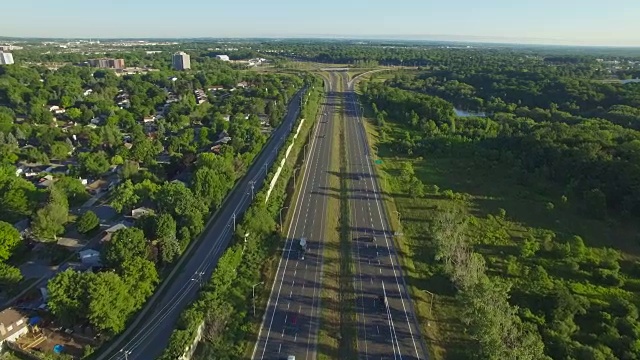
[356,77,640,360]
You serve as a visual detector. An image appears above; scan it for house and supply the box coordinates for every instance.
[12,219,29,236]
[79,249,101,266]
[208,85,224,92]
[48,105,61,112]
[0,308,29,350]
[236,81,249,88]
[215,55,230,62]
[215,130,232,145]
[37,175,56,189]
[210,144,222,154]
[102,223,128,242]
[131,207,153,219]
[143,116,156,123]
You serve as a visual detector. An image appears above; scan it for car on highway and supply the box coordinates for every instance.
[362,235,375,242]
[378,295,388,310]
[288,356,296,360]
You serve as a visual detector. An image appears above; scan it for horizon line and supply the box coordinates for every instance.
[1,34,640,49]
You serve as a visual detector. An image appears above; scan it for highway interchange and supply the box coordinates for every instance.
[254,71,428,360]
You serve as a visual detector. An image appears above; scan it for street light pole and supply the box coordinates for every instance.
[243,232,250,254]
[293,166,301,185]
[252,281,264,316]
[120,349,131,360]
[279,206,289,232]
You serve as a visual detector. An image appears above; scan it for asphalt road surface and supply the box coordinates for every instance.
[342,72,429,360]
[99,88,306,360]
[252,73,338,360]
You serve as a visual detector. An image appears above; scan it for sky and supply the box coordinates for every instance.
[3,0,639,46]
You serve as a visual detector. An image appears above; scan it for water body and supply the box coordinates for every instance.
[454,108,486,117]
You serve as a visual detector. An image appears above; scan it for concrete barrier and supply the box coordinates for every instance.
[265,119,305,202]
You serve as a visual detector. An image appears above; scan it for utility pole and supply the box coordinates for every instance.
[120,349,131,360]
[232,212,236,232]
[252,281,264,316]
[191,271,205,289]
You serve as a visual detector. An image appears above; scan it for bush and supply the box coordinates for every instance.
[77,210,100,234]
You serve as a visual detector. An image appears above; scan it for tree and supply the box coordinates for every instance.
[56,176,90,206]
[78,151,110,177]
[103,227,148,269]
[66,107,82,121]
[154,213,177,240]
[31,186,69,240]
[0,262,22,288]
[0,221,21,261]
[47,269,90,326]
[49,141,73,160]
[568,235,587,260]
[120,257,159,307]
[520,236,540,258]
[111,180,140,213]
[192,167,228,209]
[77,211,99,234]
[158,236,180,264]
[86,271,134,334]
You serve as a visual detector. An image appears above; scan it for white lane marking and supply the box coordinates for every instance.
[292,280,295,287]
[278,344,282,353]
[254,98,327,360]
[289,290,293,298]
[350,87,422,359]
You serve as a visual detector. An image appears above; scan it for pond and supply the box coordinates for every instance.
[454,108,486,117]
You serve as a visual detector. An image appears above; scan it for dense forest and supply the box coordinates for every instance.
[360,51,640,359]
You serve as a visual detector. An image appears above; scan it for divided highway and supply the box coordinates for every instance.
[252,74,337,360]
[342,72,429,360]
[99,88,305,360]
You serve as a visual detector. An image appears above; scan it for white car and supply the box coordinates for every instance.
[288,356,296,360]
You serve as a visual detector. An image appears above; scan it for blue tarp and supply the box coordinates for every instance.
[28,316,41,326]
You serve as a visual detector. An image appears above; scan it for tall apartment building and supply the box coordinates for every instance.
[0,52,14,65]
[172,52,191,70]
[87,58,125,69]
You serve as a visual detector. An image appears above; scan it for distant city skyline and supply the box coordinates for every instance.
[3,0,640,47]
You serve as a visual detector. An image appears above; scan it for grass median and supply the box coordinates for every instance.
[317,73,357,360]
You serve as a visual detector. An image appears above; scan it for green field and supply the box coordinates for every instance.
[359,99,640,359]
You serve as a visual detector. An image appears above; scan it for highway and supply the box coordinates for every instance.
[342,71,429,360]
[252,73,337,360]
[98,88,306,360]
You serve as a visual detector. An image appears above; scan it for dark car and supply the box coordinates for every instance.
[378,295,388,310]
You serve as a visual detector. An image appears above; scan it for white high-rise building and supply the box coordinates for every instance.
[172,52,191,71]
[0,52,14,65]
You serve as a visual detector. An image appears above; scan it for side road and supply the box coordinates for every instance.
[97,88,306,360]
